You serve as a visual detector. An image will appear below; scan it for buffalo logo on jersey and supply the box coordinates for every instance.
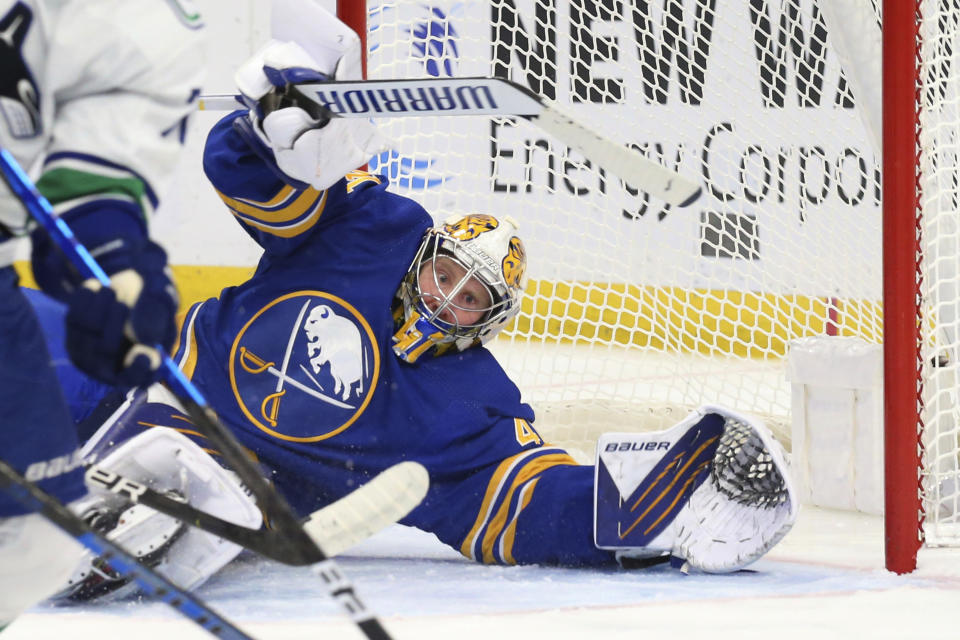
[502,236,526,289]
[0,2,41,138]
[229,291,380,442]
[443,214,499,241]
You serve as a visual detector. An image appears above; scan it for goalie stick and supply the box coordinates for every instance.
[198,76,703,208]
[86,460,429,562]
[0,459,252,640]
[0,148,399,640]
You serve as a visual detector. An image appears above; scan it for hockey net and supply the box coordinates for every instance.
[340,0,960,569]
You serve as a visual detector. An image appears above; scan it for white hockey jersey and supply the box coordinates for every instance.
[0,0,205,265]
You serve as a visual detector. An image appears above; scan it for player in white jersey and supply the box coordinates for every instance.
[0,0,204,628]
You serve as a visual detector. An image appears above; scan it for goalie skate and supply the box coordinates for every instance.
[58,492,187,601]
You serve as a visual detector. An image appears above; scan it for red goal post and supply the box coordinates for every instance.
[882,0,923,575]
[884,0,960,574]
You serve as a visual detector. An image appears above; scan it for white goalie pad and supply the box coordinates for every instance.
[60,420,262,600]
[595,404,798,573]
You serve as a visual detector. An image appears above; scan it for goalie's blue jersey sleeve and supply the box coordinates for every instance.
[171,111,613,566]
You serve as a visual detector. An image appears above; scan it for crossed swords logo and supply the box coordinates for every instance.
[238,301,356,427]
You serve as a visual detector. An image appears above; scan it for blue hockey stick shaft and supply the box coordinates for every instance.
[0,459,253,640]
[0,148,206,407]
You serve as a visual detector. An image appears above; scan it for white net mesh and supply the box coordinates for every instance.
[359,0,957,543]
[919,0,960,545]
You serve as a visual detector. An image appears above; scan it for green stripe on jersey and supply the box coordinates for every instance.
[36,168,149,224]
[165,0,204,28]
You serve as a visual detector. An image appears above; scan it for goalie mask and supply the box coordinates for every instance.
[393,214,527,363]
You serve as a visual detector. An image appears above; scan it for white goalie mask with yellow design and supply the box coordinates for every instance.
[393,214,527,363]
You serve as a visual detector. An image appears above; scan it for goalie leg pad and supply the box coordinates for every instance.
[595,405,798,573]
[58,397,263,600]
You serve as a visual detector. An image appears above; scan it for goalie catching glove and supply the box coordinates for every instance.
[233,5,387,191]
[594,405,797,573]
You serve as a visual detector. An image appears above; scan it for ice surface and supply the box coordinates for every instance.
[6,506,960,640]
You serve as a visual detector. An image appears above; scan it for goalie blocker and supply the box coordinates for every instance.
[594,405,797,573]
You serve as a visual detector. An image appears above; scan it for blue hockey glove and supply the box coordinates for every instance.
[31,210,179,388]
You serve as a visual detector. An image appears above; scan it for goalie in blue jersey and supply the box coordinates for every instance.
[30,12,798,600]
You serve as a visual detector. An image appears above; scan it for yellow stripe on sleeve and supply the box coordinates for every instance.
[176,307,201,380]
[345,170,381,192]
[227,190,328,238]
[215,185,321,224]
[236,184,297,208]
[459,450,534,558]
[171,314,186,365]
[479,453,578,564]
[500,478,539,565]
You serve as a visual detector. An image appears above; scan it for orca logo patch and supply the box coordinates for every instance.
[0,2,40,138]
